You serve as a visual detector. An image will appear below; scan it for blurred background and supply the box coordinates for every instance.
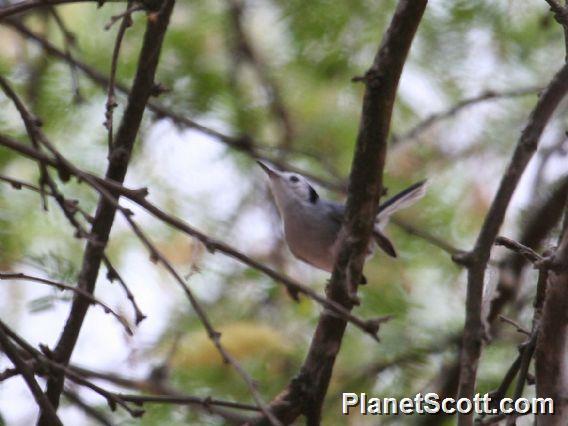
[0,0,567,424]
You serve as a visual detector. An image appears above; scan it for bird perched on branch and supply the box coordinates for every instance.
[258,161,426,282]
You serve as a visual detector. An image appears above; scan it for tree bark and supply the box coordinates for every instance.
[535,214,568,426]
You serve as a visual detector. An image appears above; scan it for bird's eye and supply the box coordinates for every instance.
[289,176,299,183]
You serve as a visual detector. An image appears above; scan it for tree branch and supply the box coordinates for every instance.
[250,1,428,424]
[535,211,568,425]
[0,326,62,425]
[420,175,568,426]
[67,363,260,422]
[0,140,383,339]
[103,1,134,152]
[495,236,544,265]
[0,0,127,21]
[62,389,114,426]
[392,86,541,144]
[38,1,176,419]
[456,62,568,426]
[0,173,146,325]
[0,272,133,335]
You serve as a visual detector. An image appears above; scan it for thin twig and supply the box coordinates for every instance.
[498,315,530,336]
[104,2,134,151]
[0,0,127,20]
[0,75,50,210]
[63,389,114,426]
[68,362,260,419]
[104,3,144,30]
[102,256,146,324]
[0,272,133,335]
[0,173,146,325]
[393,86,541,144]
[495,236,544,264]
[4,20,345,193]
[116,393,261,412]
[393,217,465,256]
[0,366,20,382]
[118,211,282,426]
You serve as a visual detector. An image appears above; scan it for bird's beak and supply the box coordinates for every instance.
[257,161,278,178]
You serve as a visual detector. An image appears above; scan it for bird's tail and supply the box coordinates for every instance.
[373,180,427,258]
[377,180,427,222]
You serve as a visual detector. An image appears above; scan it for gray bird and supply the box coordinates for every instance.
[258,161,426,280]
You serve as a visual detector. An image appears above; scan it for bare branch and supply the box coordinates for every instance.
[104,3,144,30]
[0,74,147,326]
[498,315,530,336]
[101,256,146,324]
[0,137,384,339]
[38,1,176,418]
[0,135,279,422]
[421,176,568,426]
[490,259,550,424]
[104,2,134,152]
[487,175,568,324]
[495,236,544,264]
[251,1,428,424]
[115,393,260,412]
[544,0,568,24]
[392,86,541,144]
[0,272,133,335]
[393,217,465,256]
[0,319,144,418]
[63,389,114,426]
[67,363,259,422]
[0,0,127,20]
[0,327,62,425]
[47,7,83,101]
[456,62,568,426]
[0,173,146,325]
[535,216,568,424]
[486,355,522,409]
[118,209,281,425]
[0,366,20,382]
[0,74,50,209]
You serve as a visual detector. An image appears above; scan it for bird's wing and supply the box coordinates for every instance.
[326,201,345,226]
[326,201,397,258]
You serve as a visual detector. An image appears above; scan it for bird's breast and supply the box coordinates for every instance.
[281,208,339,272]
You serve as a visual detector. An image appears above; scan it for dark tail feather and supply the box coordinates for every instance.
[377,180,427,219]
[373,230,397,258]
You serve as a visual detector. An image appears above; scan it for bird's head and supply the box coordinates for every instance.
[257,161,319,208]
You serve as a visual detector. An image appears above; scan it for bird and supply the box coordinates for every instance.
[257,161,426,282]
